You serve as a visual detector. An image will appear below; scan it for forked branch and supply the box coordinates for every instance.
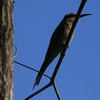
[15,0,88,99]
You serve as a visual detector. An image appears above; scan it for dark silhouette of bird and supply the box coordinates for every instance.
[34,13,91,87]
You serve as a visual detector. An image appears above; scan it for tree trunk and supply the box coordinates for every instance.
[0,0,14,100]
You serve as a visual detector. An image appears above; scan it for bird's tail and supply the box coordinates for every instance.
[33,61,48,89]
[35,68,45,85]
[33,51,59,89]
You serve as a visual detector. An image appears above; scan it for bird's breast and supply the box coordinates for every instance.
[62,22,74,45]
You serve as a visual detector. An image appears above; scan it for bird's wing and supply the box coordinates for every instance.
[45,18,65,58]
[34,18,65,86]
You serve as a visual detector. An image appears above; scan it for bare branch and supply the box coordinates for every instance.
[24,82,52,100]
[24,0,88,99]
[14,60,51,79]
[53,81,61,100]
[51,0,88,81]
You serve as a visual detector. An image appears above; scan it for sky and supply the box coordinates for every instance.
[14,0,100,100]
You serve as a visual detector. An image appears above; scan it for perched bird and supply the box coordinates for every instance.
[34,13,91,87]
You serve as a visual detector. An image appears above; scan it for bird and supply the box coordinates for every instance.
[34,13,91,87]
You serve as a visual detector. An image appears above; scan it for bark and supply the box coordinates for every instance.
[0,0,14,100]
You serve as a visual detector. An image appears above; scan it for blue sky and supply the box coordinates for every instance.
[14,0,100,100]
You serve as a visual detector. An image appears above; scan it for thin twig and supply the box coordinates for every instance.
[14,60,51,79]
[62,0,88,56]
[51,53,64,81]
[53,81,61,100]
[24,82,52,100]
[51,0,87,81]
[13,47,18,58]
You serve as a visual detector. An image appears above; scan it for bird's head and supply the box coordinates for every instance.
[64,13,92,23]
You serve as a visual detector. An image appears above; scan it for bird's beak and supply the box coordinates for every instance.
[80,14,92,18]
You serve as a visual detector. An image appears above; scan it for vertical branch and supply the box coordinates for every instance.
[53,82,61,100]
[63,0,87,54]
[0,0,14,100]
[51,0,87,81]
